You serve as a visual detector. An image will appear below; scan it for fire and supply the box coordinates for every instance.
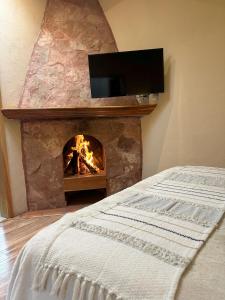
[65,135,100,175]
[74,135,100,173]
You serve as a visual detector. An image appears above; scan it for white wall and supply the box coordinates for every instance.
[0,0,47,214]
[100,0,225,177]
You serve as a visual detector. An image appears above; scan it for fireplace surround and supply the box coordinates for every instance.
[21,116,142,210]
[2,105,156,211]
[2,105,157,211]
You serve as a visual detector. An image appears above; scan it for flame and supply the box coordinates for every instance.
[75,135,100,173]
[64,135,101,174]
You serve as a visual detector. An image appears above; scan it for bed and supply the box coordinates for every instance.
[7,166,225,300]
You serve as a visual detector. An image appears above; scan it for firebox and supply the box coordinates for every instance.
[63,135,104,176]
[63,135,107,203]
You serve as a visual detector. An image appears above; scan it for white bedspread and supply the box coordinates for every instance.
[7,166,225,300]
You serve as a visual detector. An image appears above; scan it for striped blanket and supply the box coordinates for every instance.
[7,166,225,300]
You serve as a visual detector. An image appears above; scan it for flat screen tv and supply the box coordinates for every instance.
[88,48,164,98]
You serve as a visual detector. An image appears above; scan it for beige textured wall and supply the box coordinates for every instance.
[100,0,225,177]
[0,0,47,214]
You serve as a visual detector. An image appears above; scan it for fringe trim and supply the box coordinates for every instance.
[33,264,122,300]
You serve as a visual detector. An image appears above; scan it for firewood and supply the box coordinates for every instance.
[79,155,98,174]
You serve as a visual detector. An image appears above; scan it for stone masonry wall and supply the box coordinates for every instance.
[22,118,142,210]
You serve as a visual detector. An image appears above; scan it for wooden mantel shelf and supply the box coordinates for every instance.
[1,105,156,120]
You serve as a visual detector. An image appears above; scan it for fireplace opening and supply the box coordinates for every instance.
[63,134,104,176]
[63,135,107,205]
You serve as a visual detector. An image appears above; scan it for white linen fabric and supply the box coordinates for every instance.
[7,166,225,300]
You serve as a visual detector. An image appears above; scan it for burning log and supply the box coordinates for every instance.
[78,155,97,175]
[75,135,100,174]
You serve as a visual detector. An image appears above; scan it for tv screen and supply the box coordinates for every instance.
[88,48,164,98]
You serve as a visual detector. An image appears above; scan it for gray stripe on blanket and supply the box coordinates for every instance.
[122,194,222,227]
[71,220,190,268]
[165,172,225,188]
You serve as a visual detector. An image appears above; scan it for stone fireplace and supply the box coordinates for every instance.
[21,117,142,210]
[1,0,156,211]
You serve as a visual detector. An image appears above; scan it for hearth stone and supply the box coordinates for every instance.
[21,118,142,210]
